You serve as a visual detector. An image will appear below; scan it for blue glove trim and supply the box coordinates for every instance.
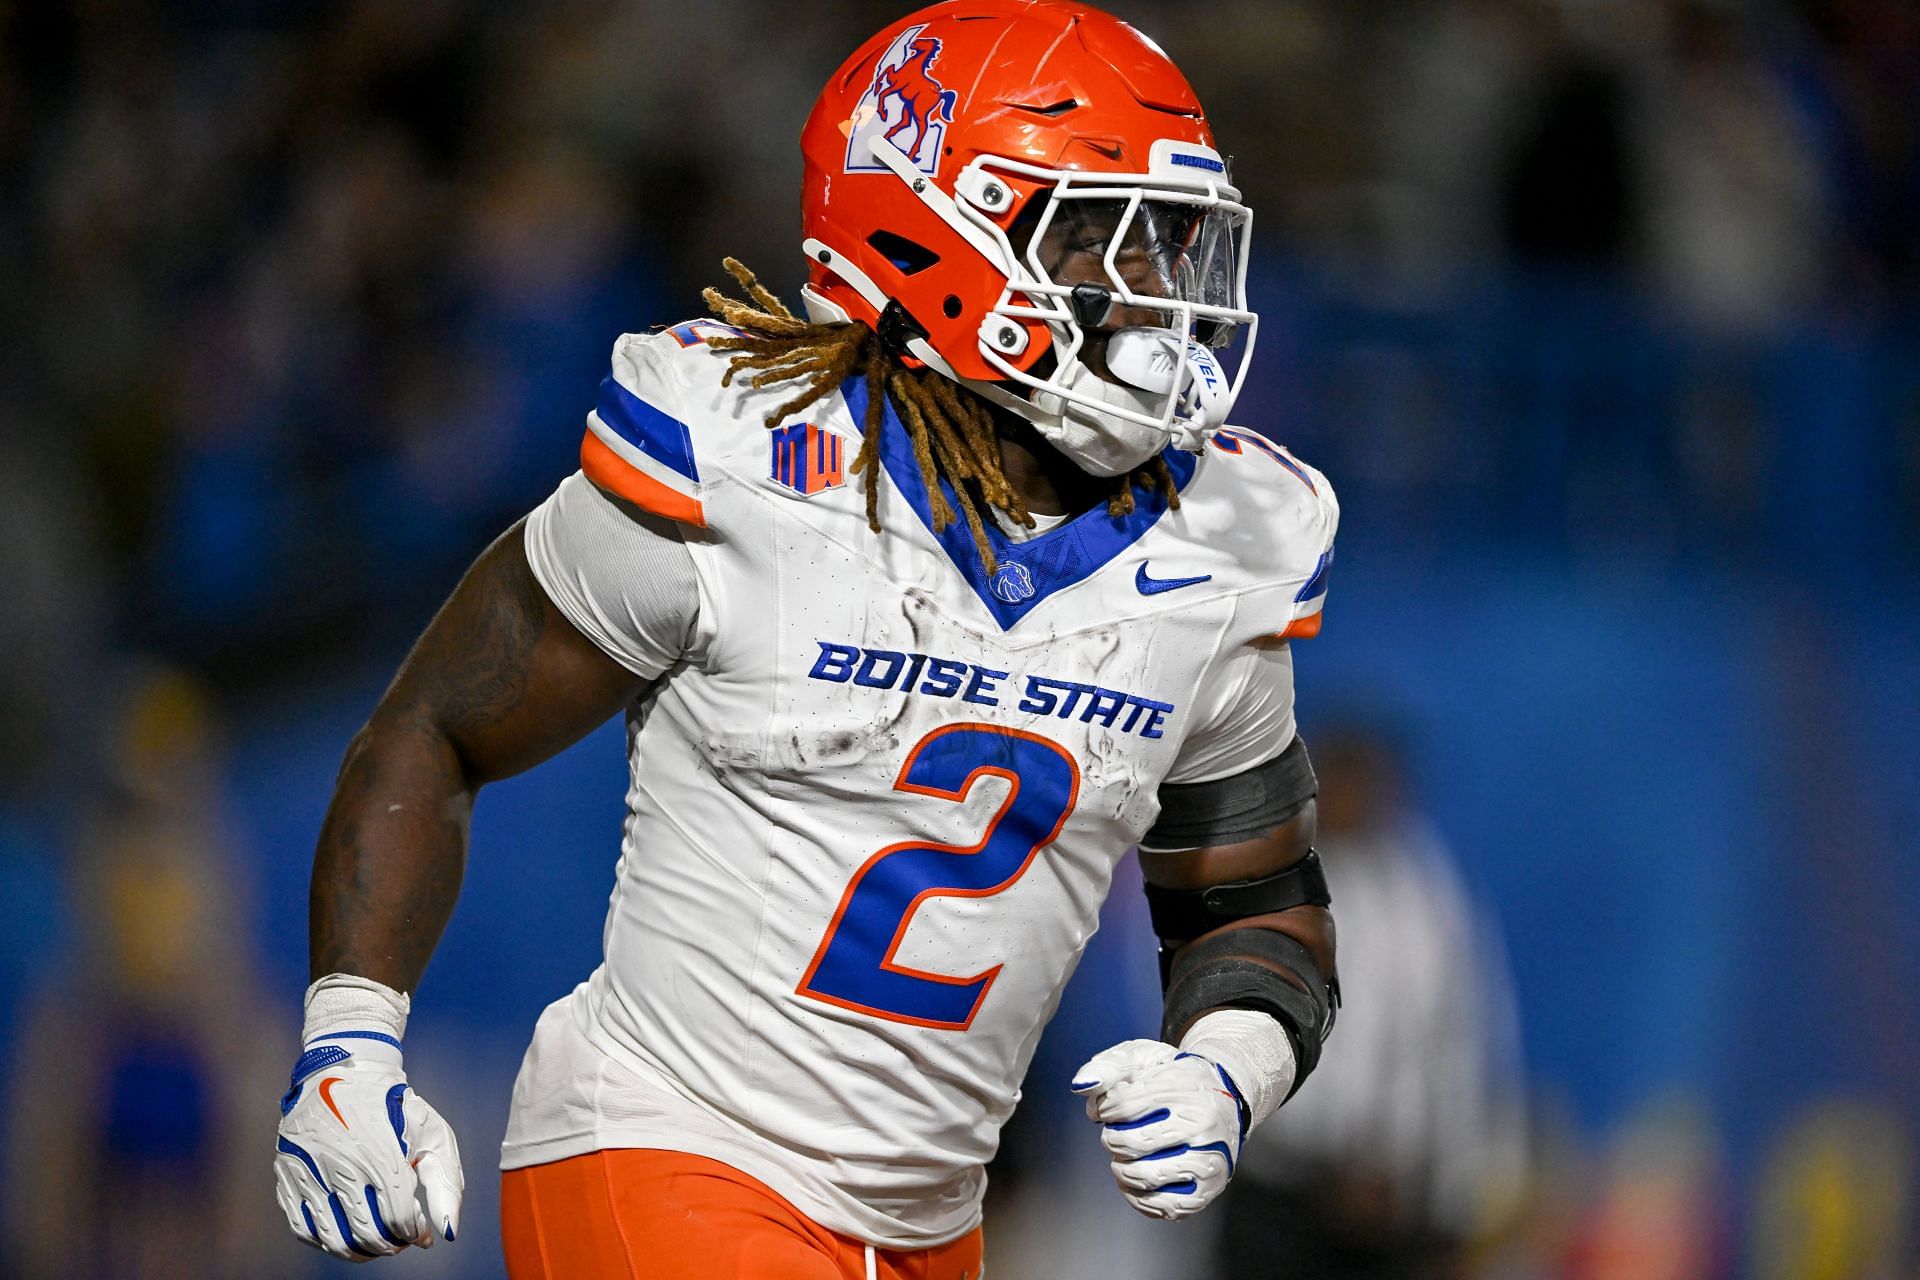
[276,1137,327,1184]
[305,1030,403,1052]
[291,1044,354,1083]
[385,1084,410,1157]
[282,1044,353,1115]
[1138,1139,1236,1177]
[365,1185,410,1248]
[1104,1107,1171,1131]
[331,1195,379,1257]
[1176,1051,1251,1143]
[1190,1139,1236,1176]
[276,1137,379,1258]
[300,1202,318,1239]
[1152,1178,1199,1196]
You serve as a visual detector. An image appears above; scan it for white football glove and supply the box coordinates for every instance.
[274,975,464,1261]
[1072,1010,1296,1221]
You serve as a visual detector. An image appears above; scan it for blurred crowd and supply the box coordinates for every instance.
[1216,0,1920,320]
[2,1,1918,1277]
[3,0,1916,748]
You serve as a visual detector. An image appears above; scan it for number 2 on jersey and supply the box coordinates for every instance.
[797,724,1080,1030]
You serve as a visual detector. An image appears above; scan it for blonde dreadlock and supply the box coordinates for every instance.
[701,258,1181,573]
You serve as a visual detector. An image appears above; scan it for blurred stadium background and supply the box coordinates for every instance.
[1,0,1916,1276]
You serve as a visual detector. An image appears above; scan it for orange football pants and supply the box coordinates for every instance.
[501,1148,985,1280]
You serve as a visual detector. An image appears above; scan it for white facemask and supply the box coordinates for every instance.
[1026,327,1231,476]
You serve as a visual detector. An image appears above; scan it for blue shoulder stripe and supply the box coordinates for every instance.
[596,377,699,482]
[1294,545,1334,603]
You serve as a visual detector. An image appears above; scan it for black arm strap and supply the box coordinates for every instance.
[1141,735,1317,852]
[1160,927,1339,1098]
[1144,850,1331,942]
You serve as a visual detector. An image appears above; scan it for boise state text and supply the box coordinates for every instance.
[808,642,1176,739]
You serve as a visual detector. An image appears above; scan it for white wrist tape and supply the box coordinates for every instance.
[303,973,411,1051]
[1179,1008,1296,1131]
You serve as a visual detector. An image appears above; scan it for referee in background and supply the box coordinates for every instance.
[1213,725,1528,1280]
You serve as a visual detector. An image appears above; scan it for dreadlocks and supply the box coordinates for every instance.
[701,258,1180,574]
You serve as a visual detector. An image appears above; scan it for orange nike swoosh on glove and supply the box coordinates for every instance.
[317,1076,350,1129]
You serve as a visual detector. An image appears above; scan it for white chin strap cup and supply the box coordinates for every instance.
[1105,328,1230,449]
[1028,327,1227,476]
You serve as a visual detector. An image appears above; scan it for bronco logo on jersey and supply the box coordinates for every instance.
[844,24,958,175]
[989,560,1035,603]
[770,422,845,496]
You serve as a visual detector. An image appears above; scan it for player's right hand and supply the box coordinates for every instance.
[1072,1039,1248,1222]
[274,1030,464,1261]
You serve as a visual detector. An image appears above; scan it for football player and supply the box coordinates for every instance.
[273,3,1341,1276]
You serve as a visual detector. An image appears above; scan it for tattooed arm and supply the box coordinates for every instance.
[309,520,651,989]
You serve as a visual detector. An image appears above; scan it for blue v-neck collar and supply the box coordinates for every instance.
[840,378,1199,631]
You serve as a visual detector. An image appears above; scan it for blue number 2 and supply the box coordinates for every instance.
[797,724,1080,1030]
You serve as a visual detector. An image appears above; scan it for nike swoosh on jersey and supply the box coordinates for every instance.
[317,1076,350,1128]
[1135,563,1212,595]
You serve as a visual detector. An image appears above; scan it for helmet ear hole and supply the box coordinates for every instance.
[942,295,964,319]
[866,230,941,275]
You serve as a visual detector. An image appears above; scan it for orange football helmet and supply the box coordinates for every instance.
[799,0,1255,475]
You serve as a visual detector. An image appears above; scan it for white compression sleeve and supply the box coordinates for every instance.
[1180,1008,1297,1130]
[303,973,411,1046]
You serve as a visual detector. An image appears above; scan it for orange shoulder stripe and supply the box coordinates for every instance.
[1277,611,1323,640]
[580,430,707,528]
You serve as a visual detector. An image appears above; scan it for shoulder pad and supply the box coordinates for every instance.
[1199,428,1340,639]
[579,321,783,528]
[580,328,713,527]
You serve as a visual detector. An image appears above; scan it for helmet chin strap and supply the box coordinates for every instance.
[1104,328,1231,449]
[1024,328,1227,477]
[1028,351,1178,477]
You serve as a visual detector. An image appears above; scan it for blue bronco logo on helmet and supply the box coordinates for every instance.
[845,24,958,175]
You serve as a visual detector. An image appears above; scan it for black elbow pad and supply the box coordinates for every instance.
[1160,927,1338,1096]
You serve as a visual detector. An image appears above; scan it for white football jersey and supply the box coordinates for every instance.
[500,321,1338,1248]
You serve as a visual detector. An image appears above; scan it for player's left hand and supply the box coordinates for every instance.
[1071,1039,1248,1221]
